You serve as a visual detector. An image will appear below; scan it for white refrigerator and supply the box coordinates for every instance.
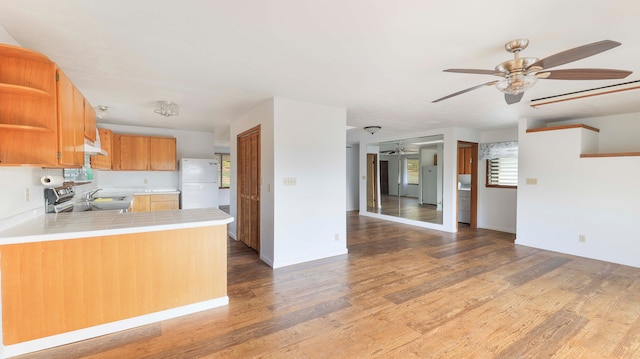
[179,158,219,209]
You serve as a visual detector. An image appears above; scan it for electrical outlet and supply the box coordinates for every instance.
[25,188,29,202]
[579,234,586,243]
[144,178,148,184]
[334,233,339,242]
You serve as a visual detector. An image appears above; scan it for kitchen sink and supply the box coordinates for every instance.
[73,195,133,212]
[89,196,133,210]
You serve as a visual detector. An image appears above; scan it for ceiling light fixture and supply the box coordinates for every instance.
[154,101,179,117]
[495,73,538,95]
[96,105,109,120]
[364,126,381,135]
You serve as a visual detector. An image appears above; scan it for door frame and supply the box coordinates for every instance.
[237,125,261,252]
[366,153,378,208]
[457,141,478,229]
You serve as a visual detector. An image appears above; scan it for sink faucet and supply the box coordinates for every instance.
[86,188,102,201]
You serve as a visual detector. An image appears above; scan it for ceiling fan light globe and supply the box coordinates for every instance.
[495,74,537,95]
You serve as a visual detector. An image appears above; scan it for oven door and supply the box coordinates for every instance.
[52,199,75,213]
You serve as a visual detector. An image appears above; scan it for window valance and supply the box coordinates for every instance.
[479,141,518,160]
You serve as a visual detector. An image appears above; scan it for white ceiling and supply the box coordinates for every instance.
[1,1,639,147]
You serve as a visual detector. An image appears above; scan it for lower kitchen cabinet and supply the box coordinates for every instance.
[458,189,470,224]
[131,193,179,212]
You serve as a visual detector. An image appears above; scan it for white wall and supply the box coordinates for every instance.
[516,117,640,267]
[230,98,346,268]
[548,112,640,153]
[230,99,275,262]
[477,128,518,233]
[272,98,347,267]
[0,167,48,229]
[346,144,359,211]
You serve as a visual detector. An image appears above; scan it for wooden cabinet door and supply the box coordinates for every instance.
[118,135,149,170]
[90,128,112,170]
[458,147,472,174]
[56,69,84,167]
[132,195,150,212]
[149,137,176,170]
[149,194,179,211]
[84,100,96,141]
[0,44,58,166]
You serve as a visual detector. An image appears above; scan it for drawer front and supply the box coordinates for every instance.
[152,194,178,202]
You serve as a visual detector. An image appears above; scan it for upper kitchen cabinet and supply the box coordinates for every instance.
[149,136,176,170]
[0,44,59,166]
[84,101,96,142]
[111,134,176,171]
[90,128,112,170]
[56,68,85,167]
[458,146,472,175]
[112,134,149,170]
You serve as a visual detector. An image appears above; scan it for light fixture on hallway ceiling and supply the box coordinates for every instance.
[364,126,381,135]
[154,101,179,117]
[96,105,109,120]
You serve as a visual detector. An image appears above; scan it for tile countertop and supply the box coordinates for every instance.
[97,188,181,196]
[0,208,233,245]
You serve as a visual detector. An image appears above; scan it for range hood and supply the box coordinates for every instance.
[84,142,107,156]
[84,128,108,156]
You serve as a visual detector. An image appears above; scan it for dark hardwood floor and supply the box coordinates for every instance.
[17,212,640,358]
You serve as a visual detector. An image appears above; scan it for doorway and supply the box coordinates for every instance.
[366,153,378,208]
[237,125,261,252]
[457,141,478,228]
[380,160,389,195]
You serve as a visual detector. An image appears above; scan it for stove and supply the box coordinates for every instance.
[44,185,76,213]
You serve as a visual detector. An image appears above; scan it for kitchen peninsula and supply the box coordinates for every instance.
[0,208,233,358]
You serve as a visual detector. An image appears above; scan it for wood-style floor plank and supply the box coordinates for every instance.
[15,212,640,358]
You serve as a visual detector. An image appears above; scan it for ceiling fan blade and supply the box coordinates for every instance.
[432,81,498,103]
[504,92,524,105]
[443,69,498,75]
[537,68,632,80]
[529,40,621,70]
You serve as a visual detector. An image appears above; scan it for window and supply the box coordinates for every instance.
[487,157,518,188]
[406,158,419,185]
[215,153,230,188]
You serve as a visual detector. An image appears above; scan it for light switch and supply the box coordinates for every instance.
[526,178,538,185]
[283,177,296,186]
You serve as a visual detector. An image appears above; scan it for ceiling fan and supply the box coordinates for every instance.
[432,39,633,105]
[380,146,418,155]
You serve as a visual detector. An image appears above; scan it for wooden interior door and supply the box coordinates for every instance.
[366,153,378,208]
[380,160,389,195]
[237,126,261,252]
